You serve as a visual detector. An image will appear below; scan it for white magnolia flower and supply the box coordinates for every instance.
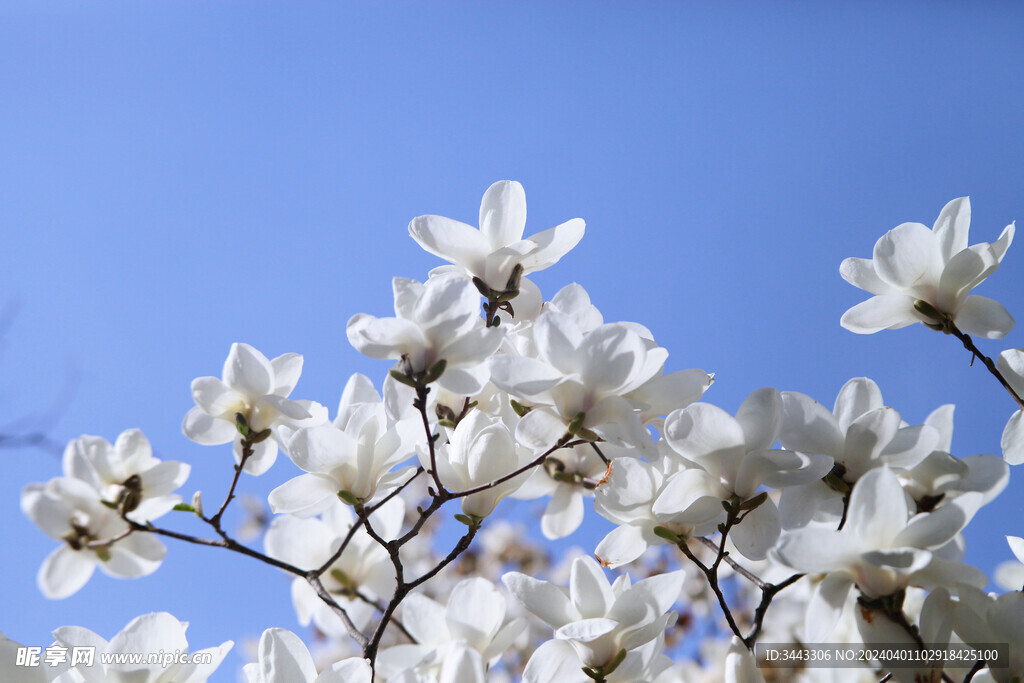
[270,373,418,514]
[51,612,232,682]
[424,411,533,518]
[663,387,833,560]
[776,377,940,529]
[22,477,166,599]
[244,628,370,683]
[490,310,668,448]
[182,342,322,476]
[503,556,684,672]
[376,577,526,680]
[265,498,402,634]
[62,429,189,523]
[996,348,1024,465]
[840,197,1015,338]
[593,451,727,568]
[347,275,504,395]
[409,180,585,296]
[772,467,986,638]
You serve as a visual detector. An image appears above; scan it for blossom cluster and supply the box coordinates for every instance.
[15,184,1024,682]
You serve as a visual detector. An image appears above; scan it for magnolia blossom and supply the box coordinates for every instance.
[773,467,986,637]
[840,197,1015,338]
[490,310,669,448]
[424,411,533,518]
[62,429,189,523]
[503,556,684,673]
[50,612,232,682]
[182,342,321,475]
[270,373,418,514]
[996,348,1024,465]
[22,477,166,599]
[244,628,371,683]
[593,454,727,568]
[376,577,526,681]
[776,377,940,529]
[663,387,833,560]
[408,180,585,299]
[347,275,504,395]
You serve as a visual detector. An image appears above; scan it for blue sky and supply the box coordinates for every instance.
[2,1,1024,677]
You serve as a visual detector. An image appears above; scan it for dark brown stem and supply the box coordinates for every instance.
[209,437,254,532]
[948,322,1024,409]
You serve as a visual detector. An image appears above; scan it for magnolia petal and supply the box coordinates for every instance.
[38,546,96,599]
[489,354,564,402]
[446,577,506,650]
[542,485,585,540]
[893,501,968,550]
[594,524,649,569]
[318,658,372,683]
[997,348,1024,396]
[237,438,277,476]
[253,628,318,683]
[523,640,589,683]
[345,314,425,361]
[932,196,972,263]
[937,243,998,311]
[579,324,652,395]
[286,425,356,474]
[554,618,618,643]
[569,557,615,619]
[847,467,909,548]
[773,527,851,574]
[438,644,486,683]
[550,283,603,331]
[271,353,304,398]
[735,387,782,451]
[840,294,918,334]
[408,214,490,272]
[502,572,576,628]
[664,402,746,462]
[839,256,897,295]
[533,310,585,375]
[729,499,781,561]
[779,391,844,456]
[479,180,527,249]
[1001,410,1024,466]
[520,218,586,273]
[833,377,884,432]
[992,221,1016,262]
[182,407,236,445]
[872,222,941,290]
[924,403,955,453]
[955,294,1015,339]
[515,408,569,452]
[224,343,274,398]
[268,474,338,516]
[804,573,853,641]
[101,532,166,578]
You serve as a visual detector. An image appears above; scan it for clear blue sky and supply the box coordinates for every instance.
[2,2,1023,678]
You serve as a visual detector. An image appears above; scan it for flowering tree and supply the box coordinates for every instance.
[5,183,1024,682]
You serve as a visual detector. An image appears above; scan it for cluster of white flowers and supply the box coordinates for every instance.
[15,184,1024,682]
